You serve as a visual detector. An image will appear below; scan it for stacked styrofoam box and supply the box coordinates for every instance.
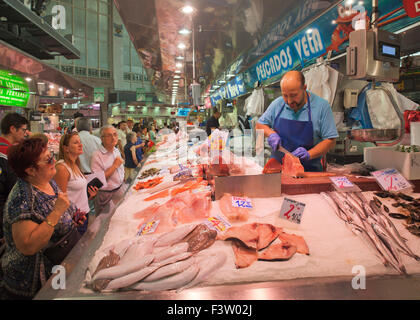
[364,146,420,180]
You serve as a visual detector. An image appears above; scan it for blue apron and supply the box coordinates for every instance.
[271,92,322,172]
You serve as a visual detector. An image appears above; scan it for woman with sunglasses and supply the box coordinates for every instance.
[53,133,98,236]
[1,138,82,299]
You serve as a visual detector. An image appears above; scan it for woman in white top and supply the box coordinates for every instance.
[54,132,98,235]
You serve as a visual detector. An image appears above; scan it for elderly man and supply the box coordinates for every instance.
[256,70,338,172]
[76,117,102,175]
[90,125,125,214]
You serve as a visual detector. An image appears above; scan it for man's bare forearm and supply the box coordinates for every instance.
[308,138,336,160]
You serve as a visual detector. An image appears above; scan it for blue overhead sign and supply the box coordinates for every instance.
[255,27,326,82]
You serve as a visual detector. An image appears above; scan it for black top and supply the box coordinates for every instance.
[0,153,17,238]
[206,116,220,136]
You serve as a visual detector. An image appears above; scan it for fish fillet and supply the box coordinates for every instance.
[218,223,259,249]
[256,224,279,250]
[144,189,169,201]
[277,232,310,255]
[282,153,305,178]
[232,240,258,268]
[218,193,250,222]
[262,158,282,174]
[133,202,160,220]
[183,224,217,252]
[258,243,297,261]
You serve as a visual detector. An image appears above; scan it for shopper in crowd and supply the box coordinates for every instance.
[71,112,84,132]
[206,108,221,136]
[76,117,102,175]
[31,133,49,144]
[116,121,128,160]
[0,113,29,241]
[133,127,146,163]
[54,133,99,235]
[2,138,84,299]
[149,124,157,144]
[123,132,139,182]
[91,125,125,214]
[0,113,29,154]
[126,119,134,133]
[132,122,141,134]
[256,70,338,172]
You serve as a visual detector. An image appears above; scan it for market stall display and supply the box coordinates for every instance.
[71,130,420,297]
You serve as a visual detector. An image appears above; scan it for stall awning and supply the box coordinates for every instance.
[0,0,80,60]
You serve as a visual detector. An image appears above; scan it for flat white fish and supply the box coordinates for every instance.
[131,265,200,291]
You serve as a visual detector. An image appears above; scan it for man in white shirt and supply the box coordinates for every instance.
[76,117,102,174]
[117,121,128,159]
[91,125,125,214]
[126,119,134,133]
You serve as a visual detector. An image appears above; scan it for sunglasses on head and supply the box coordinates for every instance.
[45,150,55,164]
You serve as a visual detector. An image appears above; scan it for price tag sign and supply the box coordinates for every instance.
[204,214,231,233]
[137,220,160,236]
[279,198,306,224]
[330,176,355,188]
[371,168,413,192]
[231,196,253,209]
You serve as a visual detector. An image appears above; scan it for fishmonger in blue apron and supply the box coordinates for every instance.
[256,71,338,172]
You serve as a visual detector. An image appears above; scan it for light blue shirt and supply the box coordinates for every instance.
[78,130,102,173]
[258,91,338,146]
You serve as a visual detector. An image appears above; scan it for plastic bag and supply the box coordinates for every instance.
[244,88,264,117]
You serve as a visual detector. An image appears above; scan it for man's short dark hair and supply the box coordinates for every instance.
[1,113,29,135]
[118,121,127,129]
[298,71,306,87]
[76,117,92,132]
[73,112,84,119]
[213,108,220,115]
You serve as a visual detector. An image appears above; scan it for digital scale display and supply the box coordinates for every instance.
[379,42,400,58]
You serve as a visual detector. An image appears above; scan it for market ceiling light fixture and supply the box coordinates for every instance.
[49,84,54,89]
[174,75,181,79]
[175,70,181,73]
[176,62,183,68]
[65,89,71,94]
[25,77,32,82]
[176,56,184,60]
[58,87,63,92]
[181,5,195,14]
[179,28,191,35]
[178,43,186,50]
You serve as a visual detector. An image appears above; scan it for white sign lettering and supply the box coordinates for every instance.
[52,5,66,30]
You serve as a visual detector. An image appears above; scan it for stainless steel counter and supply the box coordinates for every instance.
[34,161,420,300]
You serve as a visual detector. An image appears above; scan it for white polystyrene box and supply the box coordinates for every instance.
[364,146,420,180]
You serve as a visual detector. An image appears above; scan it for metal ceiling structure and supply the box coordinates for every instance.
[0,0,80,60]
[113,0,339,103]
